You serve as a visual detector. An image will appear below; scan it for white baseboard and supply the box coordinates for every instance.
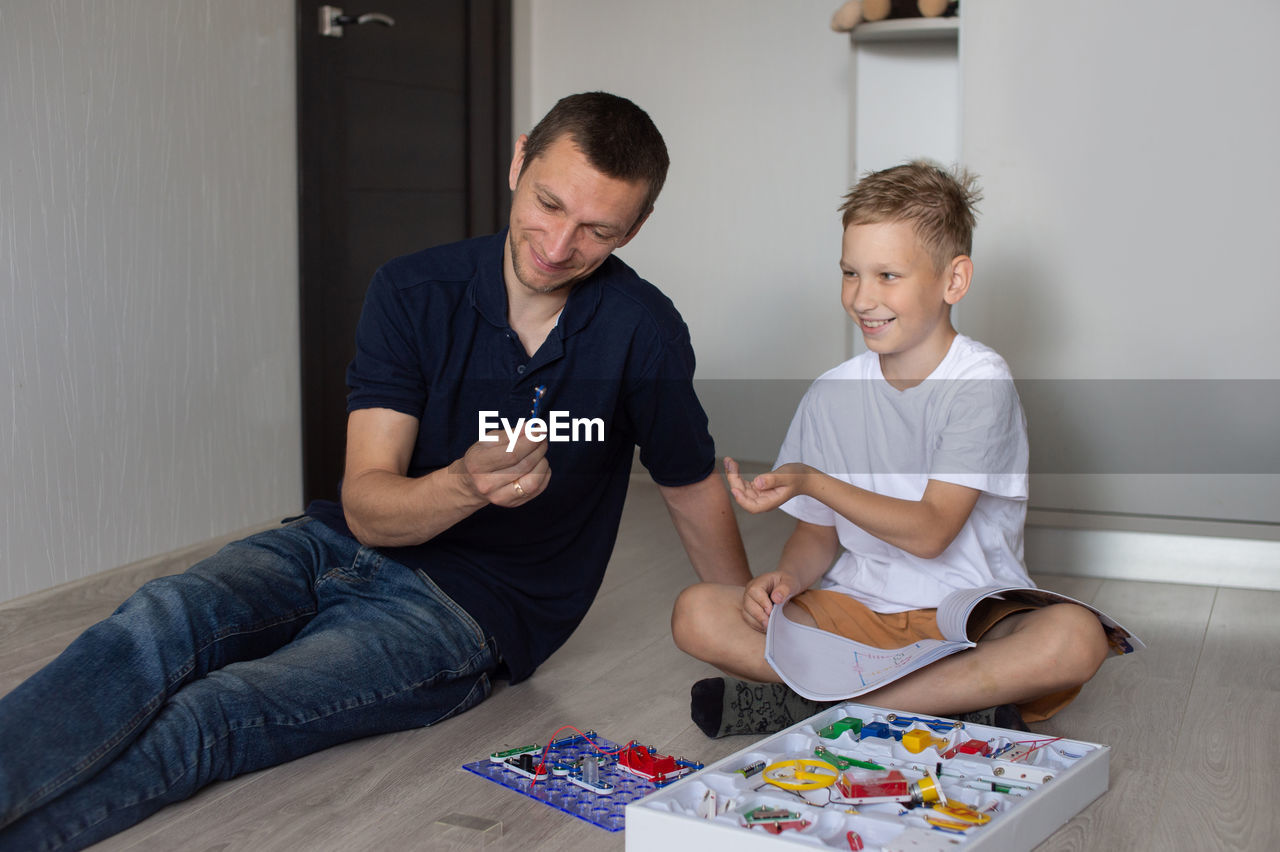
[1025,525,1280,591]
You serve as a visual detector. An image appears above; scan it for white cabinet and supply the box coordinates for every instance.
[847,18,961,360]
[849,18,960,186]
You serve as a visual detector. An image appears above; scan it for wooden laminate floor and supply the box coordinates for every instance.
[2,475,1277,851]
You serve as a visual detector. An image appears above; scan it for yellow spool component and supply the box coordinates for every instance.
[761,759,839,791]
[913,773,942,804]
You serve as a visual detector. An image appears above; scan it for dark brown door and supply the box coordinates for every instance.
[296,1,511,504]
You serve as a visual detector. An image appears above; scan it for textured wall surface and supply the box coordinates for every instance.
[1,0,300,602]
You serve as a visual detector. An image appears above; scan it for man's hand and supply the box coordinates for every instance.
[741,570,801,633]
[724,457,815,514]
[451,430,552,508]
[344,408,557,547]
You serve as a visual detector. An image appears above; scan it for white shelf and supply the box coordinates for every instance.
[852,16,959,43]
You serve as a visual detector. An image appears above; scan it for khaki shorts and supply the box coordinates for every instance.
[791,589,1079,722]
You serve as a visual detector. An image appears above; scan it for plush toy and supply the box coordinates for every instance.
[830,0,958,33]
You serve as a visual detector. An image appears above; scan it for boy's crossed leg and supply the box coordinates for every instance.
[673,582,1110,737]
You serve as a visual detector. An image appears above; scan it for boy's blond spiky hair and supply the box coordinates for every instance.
[839,160,982,272]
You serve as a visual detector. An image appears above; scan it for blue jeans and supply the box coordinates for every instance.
[0,519,498,851]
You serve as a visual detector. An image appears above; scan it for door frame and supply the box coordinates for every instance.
[295,1,512,505]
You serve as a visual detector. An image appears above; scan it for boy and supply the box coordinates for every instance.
[672,161,1109,737]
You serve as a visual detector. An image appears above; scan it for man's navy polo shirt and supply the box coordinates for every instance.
[306,231,715,682]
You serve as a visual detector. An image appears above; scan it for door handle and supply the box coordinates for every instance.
[319,5,396,38]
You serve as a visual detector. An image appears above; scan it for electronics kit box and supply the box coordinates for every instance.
[624,702,1109,851]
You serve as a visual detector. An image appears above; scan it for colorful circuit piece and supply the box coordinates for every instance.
[462,730,701,832]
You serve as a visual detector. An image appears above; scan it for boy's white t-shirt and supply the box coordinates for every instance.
[776,334,1032,612]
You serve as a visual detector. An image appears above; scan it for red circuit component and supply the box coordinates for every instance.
[943,739,993,759]
[837,768,909,799]
[617,744,680,783]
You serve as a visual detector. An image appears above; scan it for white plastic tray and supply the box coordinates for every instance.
[626,702,1108,851]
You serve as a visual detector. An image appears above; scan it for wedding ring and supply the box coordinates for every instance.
[512,480,525,497]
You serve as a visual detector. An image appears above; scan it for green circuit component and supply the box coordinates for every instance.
[818,717,863,740]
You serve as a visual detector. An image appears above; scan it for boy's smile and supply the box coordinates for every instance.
[840,220,971,388]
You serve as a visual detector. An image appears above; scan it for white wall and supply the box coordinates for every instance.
[517,0,1280,541]
[516,0,853,461]
[0,0,301,602]
[8,0,1268,602]
[959,0,1280,527]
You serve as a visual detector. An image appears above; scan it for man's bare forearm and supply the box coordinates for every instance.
[659,475,751,584]
[342,462,486,547]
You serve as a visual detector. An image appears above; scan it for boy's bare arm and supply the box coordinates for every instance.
[742,520,838,632]
[726,457,979,560]
[807,474,979,559]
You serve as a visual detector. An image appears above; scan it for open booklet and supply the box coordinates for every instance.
[763,585,1145,702]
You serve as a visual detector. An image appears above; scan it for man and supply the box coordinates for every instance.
[0,92,750,851]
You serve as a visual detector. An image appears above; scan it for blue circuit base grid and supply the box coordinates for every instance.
[462,733,663,832]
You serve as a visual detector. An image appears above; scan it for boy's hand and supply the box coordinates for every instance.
[741,570,800,633]
[725,457,814,514]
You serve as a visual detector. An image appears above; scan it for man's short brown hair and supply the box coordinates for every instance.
[521,92,669,221]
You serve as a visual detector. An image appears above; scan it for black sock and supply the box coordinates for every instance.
[690,677,834,738]
[955,704,1030,732]
[689,677,726,737]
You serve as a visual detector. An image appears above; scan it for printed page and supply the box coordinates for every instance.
[764,606,971,702]
[935,585,1147,655]
[932,584,1013,641]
